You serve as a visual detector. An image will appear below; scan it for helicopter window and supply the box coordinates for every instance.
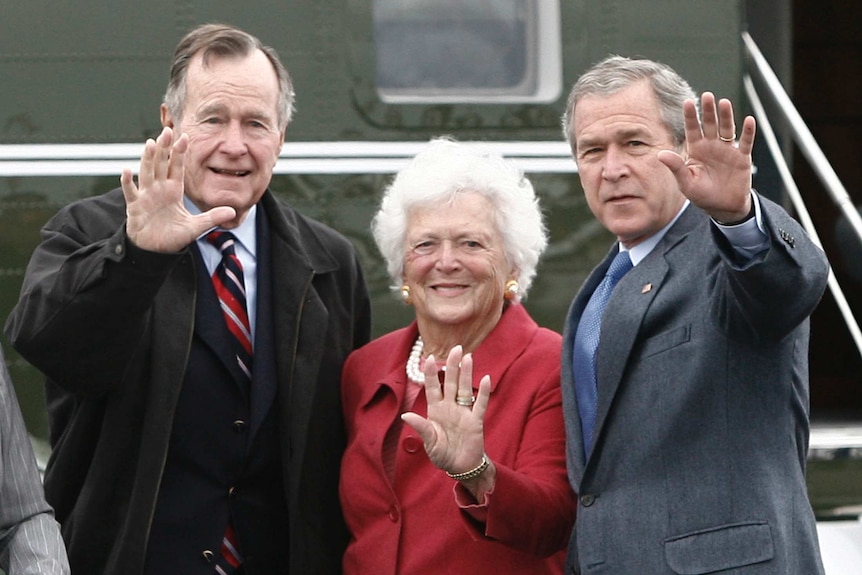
[372,0,561,103]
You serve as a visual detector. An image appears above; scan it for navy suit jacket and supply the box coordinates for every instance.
[144,211,289,573]
[561,196,828,574]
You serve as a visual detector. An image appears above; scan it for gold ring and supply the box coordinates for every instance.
[455,395,475,407]
[719,135,736,142]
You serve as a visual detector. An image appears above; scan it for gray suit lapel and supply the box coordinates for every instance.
[589,206,703,467]
[562,255,610,477]
[591,255,667,451]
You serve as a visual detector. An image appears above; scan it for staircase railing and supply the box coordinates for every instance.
[742,31,862,360]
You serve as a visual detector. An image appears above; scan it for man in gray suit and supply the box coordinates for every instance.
[560,56,828,573]
[0,344,69,575]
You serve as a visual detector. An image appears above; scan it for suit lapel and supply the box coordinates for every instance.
[262,194,334,511]
[562,251,611,476]
[587,206,703,473]
[591,255,668,451]
[150,251,197,440]
[249,210,278,439]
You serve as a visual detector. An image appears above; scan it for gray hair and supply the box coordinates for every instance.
[372,137,548,303]
[561,55,696,149]
[163,23,295,131]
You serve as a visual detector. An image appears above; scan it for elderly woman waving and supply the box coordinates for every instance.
[339,138,574,574]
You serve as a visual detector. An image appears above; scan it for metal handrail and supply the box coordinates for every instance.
[742,31,862,360]
[744,76,862,359]
[742,32,862,249]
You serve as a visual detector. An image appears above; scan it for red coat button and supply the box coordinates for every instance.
[388,505,400,522]
[402,436,421,453]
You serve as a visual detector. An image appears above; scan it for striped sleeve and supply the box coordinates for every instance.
[0,346,69,575]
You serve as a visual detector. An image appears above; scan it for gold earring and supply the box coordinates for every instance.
[401,285,412,304]
[504,279,519,300]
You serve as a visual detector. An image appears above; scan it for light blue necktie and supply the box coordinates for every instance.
[573,249,633,458]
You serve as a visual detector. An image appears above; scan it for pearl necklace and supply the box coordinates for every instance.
[406,336,425,383]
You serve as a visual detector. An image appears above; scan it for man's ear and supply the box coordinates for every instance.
[160,103,174,128]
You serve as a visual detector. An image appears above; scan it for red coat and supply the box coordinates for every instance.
[340,304,574,574]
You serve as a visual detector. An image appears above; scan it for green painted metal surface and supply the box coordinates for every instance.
[5,0,861,521]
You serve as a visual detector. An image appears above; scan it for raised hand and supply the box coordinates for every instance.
[401,345,491,477]
[120,126,236,253]
[657,92,757,224]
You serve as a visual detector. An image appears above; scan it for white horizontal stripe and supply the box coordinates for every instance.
[810,424,862,450]
[0,141,573,159]
[0,141,579,176]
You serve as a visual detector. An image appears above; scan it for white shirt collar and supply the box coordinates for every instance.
[184,196,257,259]
[624,200,689,266]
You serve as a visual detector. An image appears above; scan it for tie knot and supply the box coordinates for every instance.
[206,230,238,255]
[607,250,633,283]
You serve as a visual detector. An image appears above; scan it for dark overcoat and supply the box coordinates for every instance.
[5,188,371,575]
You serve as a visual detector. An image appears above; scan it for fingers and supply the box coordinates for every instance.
[169,132,189,179]
[119,168,137,198]
[421,346,482,409]
[408,346,490,473]
[472,375,491,420]
[421,354,443,403]
[401,412,434,443]
[686,93,743,141]
[682,98,704,144]
[657,149,686,174]
[152,127,172,182]
[717,98,736,142]
[737,115,756,156]
[455,352,474,407]
[697,92,729,141]
[137,127,187,190]
[697,92,755,149]
[194,206,239,234]
[137,137,157,191]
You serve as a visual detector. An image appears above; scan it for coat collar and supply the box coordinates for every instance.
[260,191,341,275]
[356,304,540,409]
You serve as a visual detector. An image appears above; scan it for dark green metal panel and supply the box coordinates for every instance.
[575,0,745,103]
[0,0,746,144]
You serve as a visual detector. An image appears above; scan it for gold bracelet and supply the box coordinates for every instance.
[445,454,489,481]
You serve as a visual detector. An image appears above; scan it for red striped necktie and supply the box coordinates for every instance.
[205,230,249,574]
[215,524,242,575]
[206,230,253,384]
